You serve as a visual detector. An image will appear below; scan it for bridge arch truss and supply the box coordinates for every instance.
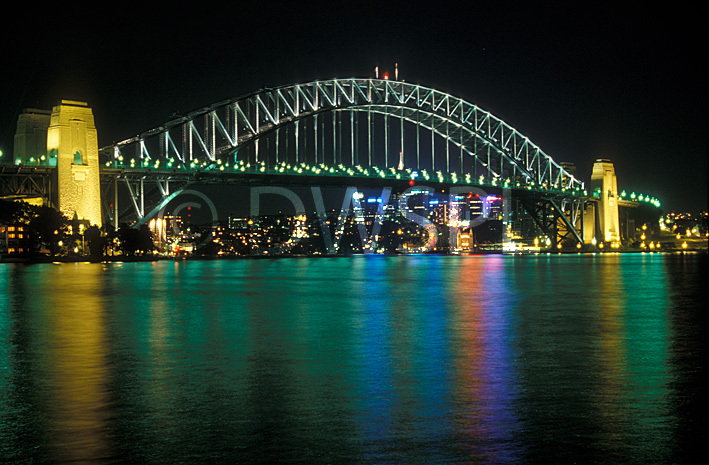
[103,78,584,193]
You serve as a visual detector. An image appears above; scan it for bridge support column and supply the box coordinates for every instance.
[590,159,621,244]
[518,195,585,250]
[48,100,102,226]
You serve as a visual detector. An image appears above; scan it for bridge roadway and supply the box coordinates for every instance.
[2,162,587,202]
[1,157,659,253]
[1,161,588,247]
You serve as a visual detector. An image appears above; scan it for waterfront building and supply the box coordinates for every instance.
[0,224,30,255]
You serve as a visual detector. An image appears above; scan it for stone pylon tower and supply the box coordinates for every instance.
[13,108,51,165]
[590,159,621,244]
[47,100,102,226]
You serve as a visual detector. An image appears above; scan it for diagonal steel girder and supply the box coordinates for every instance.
[100,171,195,228]
[519,196,584,247]
[548,198,584,244]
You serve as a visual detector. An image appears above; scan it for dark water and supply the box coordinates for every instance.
[1,253,706,464]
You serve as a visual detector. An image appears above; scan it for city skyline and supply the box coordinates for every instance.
[2,4,706,213]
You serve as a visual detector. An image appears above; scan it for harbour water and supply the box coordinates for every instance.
[0,253,706,464]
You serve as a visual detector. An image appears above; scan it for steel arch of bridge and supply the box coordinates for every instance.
[103,78,584,193]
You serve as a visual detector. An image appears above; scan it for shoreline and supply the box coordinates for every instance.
[2,248,707,264]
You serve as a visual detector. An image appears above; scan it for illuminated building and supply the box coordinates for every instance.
[229,217,251,229]
[1,224,30,255]
[148,217,167,251]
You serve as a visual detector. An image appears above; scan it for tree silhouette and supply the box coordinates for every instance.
[0,199,70,255]
[85,225,104,260]
[116,224,155,256]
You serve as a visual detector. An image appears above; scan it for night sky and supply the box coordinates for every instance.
[2,4,706,213]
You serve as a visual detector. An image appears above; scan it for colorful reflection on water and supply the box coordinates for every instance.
[0,254,705,464]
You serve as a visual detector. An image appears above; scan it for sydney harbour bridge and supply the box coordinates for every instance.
[2,77,662,253]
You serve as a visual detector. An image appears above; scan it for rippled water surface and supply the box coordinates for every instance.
[1,254,706,464]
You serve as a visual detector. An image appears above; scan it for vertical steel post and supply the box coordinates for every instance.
[113,175,118,230]
[368,108,372,166]
[431,123,435,172]
[384,109,389,168]
[446,120,450,173]
[416,112,420,170]
[255,101,259,164]
[400,114,404,169]
[285,125,289,165]
[487,145,491,181]
[295,120,299,164]
[321,114,325,165]
[459,127,463,177]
